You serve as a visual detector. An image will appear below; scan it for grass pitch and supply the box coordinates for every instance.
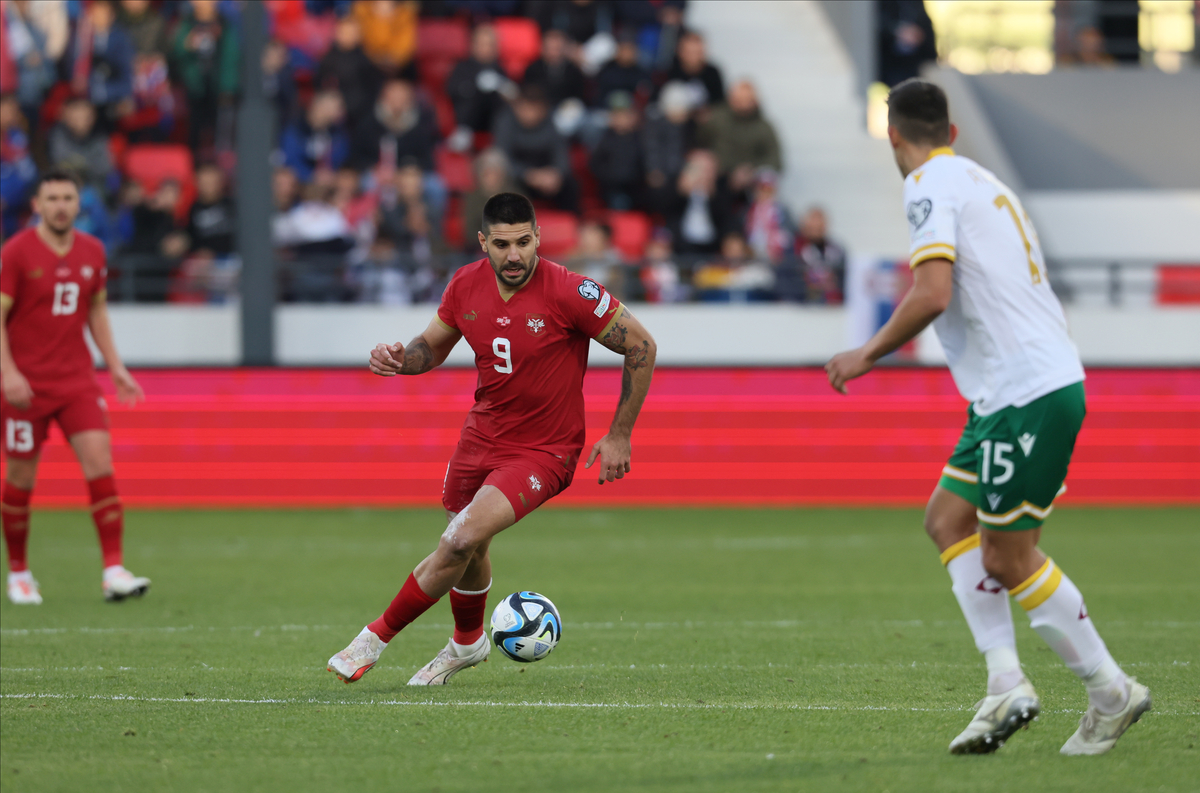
[1,507,1197,793]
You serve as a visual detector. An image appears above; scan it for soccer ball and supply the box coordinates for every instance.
[489,591,561,663]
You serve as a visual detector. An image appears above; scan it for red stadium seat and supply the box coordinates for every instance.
[608,211,652,260]
[536,210,578,258]
[124,144,196,221]
[493,17,541,80]
[417,18,471,62]
[435,147,474,193]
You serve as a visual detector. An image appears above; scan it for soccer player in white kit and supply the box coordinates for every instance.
[826,79,1150,756]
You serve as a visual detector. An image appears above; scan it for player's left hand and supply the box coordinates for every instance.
[586,433,632,485]
[111,367,145,406]
[825,348,875,395]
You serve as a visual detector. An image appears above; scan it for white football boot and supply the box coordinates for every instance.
[103,567,151,602]
[327,627,387,683]
[1060,678,1152,756]
[408,635,490,685]
[949,678,1041,754]
[7,572,43,605]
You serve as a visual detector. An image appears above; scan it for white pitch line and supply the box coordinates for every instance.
[3,693,1196,717]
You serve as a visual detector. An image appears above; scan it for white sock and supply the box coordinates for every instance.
[1012,558,1128,713]
[943,536,1021,694]
[8,570,34,585]
[103,565,127,581]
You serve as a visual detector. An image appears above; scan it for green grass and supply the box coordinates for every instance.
[1,507,1197,793]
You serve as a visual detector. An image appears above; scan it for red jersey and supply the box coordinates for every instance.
[1,228,107,396]
[437,257,622,459]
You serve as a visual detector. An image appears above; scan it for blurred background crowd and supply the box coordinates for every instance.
[0,0,849,305]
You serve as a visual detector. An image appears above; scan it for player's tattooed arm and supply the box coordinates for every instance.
[370,316,462,377]
[587,306,657,484]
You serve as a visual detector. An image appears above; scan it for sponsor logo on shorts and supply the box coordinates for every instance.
[577,280,601,300]
[518,492,528,507]
[986,493,1002,511]
[528,474,542,492]
[495,316,511,327]
[526,314,546,336]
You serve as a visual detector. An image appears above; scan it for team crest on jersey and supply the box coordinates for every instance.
[81,265,94,279]
[907,199,933,229]
[577,279,601,300]
[495,316,511,327]
[526,314,546,336]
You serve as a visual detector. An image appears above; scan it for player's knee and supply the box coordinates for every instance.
[923,507,957,544]
[440,521,482,562]
[5,463,37,490]
[979,543,1015,583]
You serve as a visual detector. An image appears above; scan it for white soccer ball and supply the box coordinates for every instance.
[489,591,562,663]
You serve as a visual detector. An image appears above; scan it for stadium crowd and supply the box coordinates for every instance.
[0,0,846,304]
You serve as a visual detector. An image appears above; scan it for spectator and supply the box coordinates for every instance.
[274,181,357,301]
[117,0,166,56]
[523,28,586,110]
[48,97,115,195]
[877,0,938,86]
[171,0,240,154]
[445,23,517,150]
[460,147,516,250]
[348,229,410,304]
[378,161,444,272]
[331,165,378,238]
[74,182,117,252]
[589,91,644,211]
[261,38,298,136]
[493,86,578,213]
[0,93,37,238]
[529,1,609,51]
[119,178,190,301]
[667,148,735,255]
[644,2,686,75]
[637,228,687,303]
[565,219,623,292]
[692,231,775,302]
[642,81,693,214]
[663,30,725,110]
[744,168,793,265]
[593,31,653,109]
[796,206,846,304]
[187,162,236,258]
[349,77,439,174]
[3,0,58,123]
[352,0,419,79]
[63,0,135,123]
[699,80,782,194]
[281,88,351,183]
[316,14,383,130]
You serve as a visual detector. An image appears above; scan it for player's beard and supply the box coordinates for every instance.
[43,210,76,236]
[492,255,538,289]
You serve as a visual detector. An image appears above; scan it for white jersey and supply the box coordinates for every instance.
[904,148,1084,415]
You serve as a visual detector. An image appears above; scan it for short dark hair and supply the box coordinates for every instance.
[887,78,951,146]
[481,192,536,234]
[36,169,81,192]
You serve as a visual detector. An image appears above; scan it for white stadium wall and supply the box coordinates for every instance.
[96,304,1200,368]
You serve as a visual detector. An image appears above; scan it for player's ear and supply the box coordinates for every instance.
[887,125,902,149]
[477,230,488,253]
[534,225,541,249]
[948,123,958,146]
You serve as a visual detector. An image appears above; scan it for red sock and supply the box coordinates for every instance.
[367,573,439,643]
[87,475,124,569]
[450,581,491,645]
[2,484,32,573]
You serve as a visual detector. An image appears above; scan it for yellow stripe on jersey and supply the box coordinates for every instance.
[92,288,107,304]
[434,316,457,334]
[977,499,1055,526]
[939,532,981,566]
[910,243,956,269]
[593,301,624,343]
[941,464,978,484]
[0,293,12,310]
[925,146,955,162]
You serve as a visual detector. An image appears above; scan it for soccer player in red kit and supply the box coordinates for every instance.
[1,170,150,604]
[327,192,656,685]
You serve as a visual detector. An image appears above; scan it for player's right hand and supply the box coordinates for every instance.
[2,368,34,409]
[369,343,405,377]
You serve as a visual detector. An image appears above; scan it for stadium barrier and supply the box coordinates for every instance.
[22,367,1199,509]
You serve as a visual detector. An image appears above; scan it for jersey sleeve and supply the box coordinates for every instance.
[435,269,462,332]
[0,241,21,308]
[904,168,960,269]
[557,269,623,339]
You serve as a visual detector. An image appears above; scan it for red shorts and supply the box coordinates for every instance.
[443,435,576,521]
[1,386,109,460]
